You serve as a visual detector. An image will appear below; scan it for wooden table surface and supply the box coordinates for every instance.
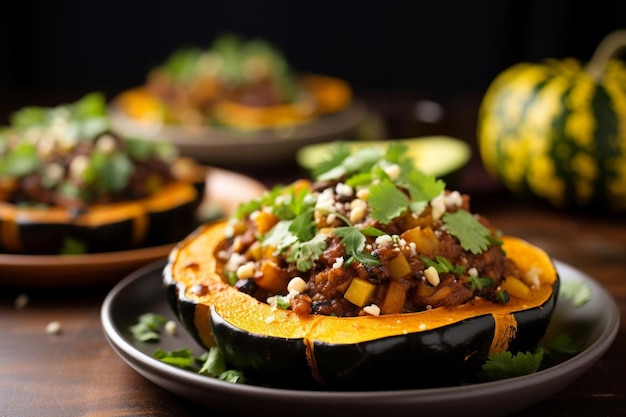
[1,92,624,417]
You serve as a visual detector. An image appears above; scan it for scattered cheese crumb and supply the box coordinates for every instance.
[164,320,177,336]
[332,257,344,269]
[46,321,61,335]
[14,294,29,309]
[384,164,400,180]
[424,266,440,287]
[430,192,446,220]
[363,304,381,316]
[287,277,307,294]
[335,182,353,197]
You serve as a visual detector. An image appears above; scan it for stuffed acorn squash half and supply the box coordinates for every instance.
[0,93,205,254]
[164,142,559,390]
[114,33,351,131]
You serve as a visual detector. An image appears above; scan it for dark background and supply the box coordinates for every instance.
[1,0,625,120]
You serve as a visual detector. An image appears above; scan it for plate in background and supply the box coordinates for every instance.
[109,103,370,168]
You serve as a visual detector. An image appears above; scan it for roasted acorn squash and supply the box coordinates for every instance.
[0,93,206,254]
[0,176,204,254]
[164,220,559,390]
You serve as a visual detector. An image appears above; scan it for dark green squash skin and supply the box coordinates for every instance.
[0,180,204,254]
[211,309,495,390]
[11,219,137,254]
[165,272,560,390]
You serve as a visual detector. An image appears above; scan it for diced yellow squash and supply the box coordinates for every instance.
[381,280,410,314]
[256,260,289,293]
[400,226,439,257]
[254,211,279,234]
[501,276,530,300]
[246,241,263,261]
[344,278,376,307]
[388,253,412,279]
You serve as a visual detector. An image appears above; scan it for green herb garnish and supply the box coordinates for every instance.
[478,348,544,381]
[129,313,168,342]
[443,210,493,255]
[466,275,495,291]
[559,280,592,307]
[420,255,464,275]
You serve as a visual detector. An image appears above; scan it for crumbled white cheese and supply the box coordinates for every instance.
[335,182,353,197]
[430,191,446,220]
[444,190,463,210]
[14,294,29,309]
[96,134,117,154]
[164,320,177,336]
[287,277,307,294]
[225,252,247,272]
[375,234,393,245]
[363,304,381,316]
[384,164,400,180]
[424,266,440,287]
[46,321,62,335]
[236,261,256,279]
[332,257,344,269]
[524,266,541,289]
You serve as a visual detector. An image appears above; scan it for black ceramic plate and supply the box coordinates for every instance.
[101,260,619,417]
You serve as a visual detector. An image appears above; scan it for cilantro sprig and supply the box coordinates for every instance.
[443,210,498,255]
[420,255,464,275]
[478,349,545,381]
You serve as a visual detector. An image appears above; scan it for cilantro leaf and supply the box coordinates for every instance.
[421,255,464,275]
[154,348,196,369]
[285,233,327,271]
[316,147,383,181]
[543,333,585,356]
[334,226,366,255]
[443,210,492,254]
[478,348,544,381]
[263,220,298,253]
[559,280,592,307]
[466,275,495,291]
[403,169,445,203]
[197,346,227,377]
[334,226,381,266]
[289,209,316,242]
[129,313,168,342]
[368,180,411,224]
[311,142,351,179]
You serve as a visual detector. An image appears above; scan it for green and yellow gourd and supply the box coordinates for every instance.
[478,30,626,211]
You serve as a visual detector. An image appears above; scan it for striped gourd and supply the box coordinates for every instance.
[477,31,626,212]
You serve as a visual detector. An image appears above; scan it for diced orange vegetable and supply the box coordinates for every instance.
[344,278,376,307]
[254,211,279,234]
[256,260,289,293]
[381,280,410,314]
[400,226,439,257]
[501,276,530,300]
[388,253,412,280]
[246,241,263,261]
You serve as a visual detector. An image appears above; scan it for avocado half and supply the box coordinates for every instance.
[296,136,471,179]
